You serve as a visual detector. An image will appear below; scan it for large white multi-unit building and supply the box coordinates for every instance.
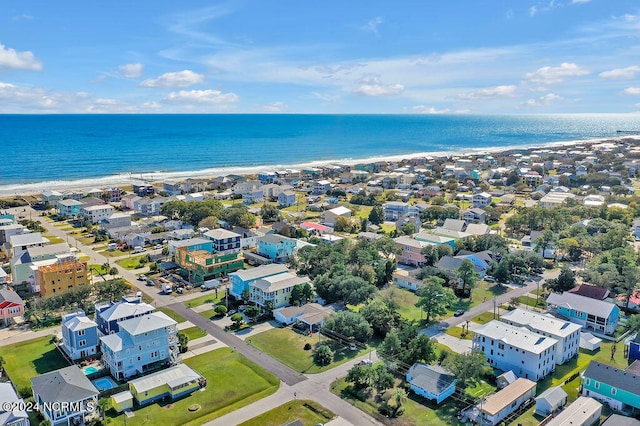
[500,308,581,364]
[472,320,558,381]
[80,204,115,224]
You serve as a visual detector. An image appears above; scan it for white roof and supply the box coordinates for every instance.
[100,333,127,352]
[230,263,289,282]
[535,386,568,406]
[481,378,537,416]
[252,273,310,292]
[118,311,176,336]
[111,390,133,404]
[98,301,155,322]
[394,236,431,249]
[129,364,201,393]
[545,397,601,426]
[82,204,113,211]
[10,232,47,247]
[473,320,558,354]
[501,308,582,339]
[316,180,331,185]
[58,199,83,206]
[65,315,97,332]
[327,206,351,216]
[204,228,241,240]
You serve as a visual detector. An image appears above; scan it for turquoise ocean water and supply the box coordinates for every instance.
[1,114,639,193]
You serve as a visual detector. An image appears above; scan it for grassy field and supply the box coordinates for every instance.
[115,255,148,270]
[517,295,546,309]
[444,326,473,340]
[157,306,186,323]
[185,292,225,308]
[470,311,500,324]
[43,235,65,244]
[247,327,375,374]
[239,400,335,426]
[100,248,130,257]
[181,326,208,341]
[0,336,70,390]
[108,348,279,426]
[89,263,108,275]
[199,308,220,320]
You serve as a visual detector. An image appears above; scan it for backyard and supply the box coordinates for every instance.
[108,348,279,426]
[239,400,335,426]
[0,335,70,391]
[115,254,148,270]
[180,326,207,341]
[247,327,376,374]
[185,292,225,309]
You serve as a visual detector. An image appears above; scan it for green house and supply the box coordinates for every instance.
[582,360,640,415]
[129,364,205,406]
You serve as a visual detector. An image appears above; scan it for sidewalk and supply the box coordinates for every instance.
[0,325,60,347]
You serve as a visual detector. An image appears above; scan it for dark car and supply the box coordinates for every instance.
[454,309,465,317]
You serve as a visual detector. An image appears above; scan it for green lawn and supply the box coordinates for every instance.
[0,336,70,391]
[517,295,546,308]
[108,348,279,426]
[89,263,108,276]
[100,249,130,257]
[349,204,373,220]
[181,327,208,341]
[444,326,472,340]
[239,400,335,426]
[185,292,225,308]
[115,255,148,270]
[157,307,186,323]
[199,308,220,320]
[43,235,65,244]
[470,311,500,324]
[247,327,375,374]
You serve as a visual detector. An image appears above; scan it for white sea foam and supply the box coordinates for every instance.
[0,135,634,197]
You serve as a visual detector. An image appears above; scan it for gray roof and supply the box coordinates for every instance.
[0,289,23,305]
[26,242,71,260]
[118,311,176,336]
[31,365,98,403]
[501,308,582,339]
[65,315,97,332]
[0,383,29,422]
[252,273,309,292]
[98,301,155,323]
[129,364,201,393]
[407,363,456,395]
[546,397,602,426]
[473,320,557,354]
[584,361,640,396]
[203,228,240,241]
[535,386,567,406]
[169,237,211,248]
[601,414,640,426]
[230,263,288,282]
[258,233,295,245]
[443,218,466,232]
[9,232,47,247]
[100,332,128,352]
[546,292,618,318]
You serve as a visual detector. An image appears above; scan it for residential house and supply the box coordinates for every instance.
[472,320,558,381]
[80,204,114,224]
[601,414,640,426]
[535,386,568,416]
[406,363,456,404]
[321,206,352,227]
[394,236,432,267]
[568,284,610,301]
[496,370,517,389]
[583,194,605,207]
[167,238,213,257]
[258,172,276,184]
[582,360,640,414]
[128,364,205,406]
[110,391,133,413]
[312,180,331,194]
[0,267,8,285]
[278,189,297,207]
[162,181,182,195]
[203,228,241,254]
[132,183,155,196]
[0,382,29,426]
[436,254,489,279]
[0,223,25,245]
[61,310,99,360]
[461,208,486,224]
[256,234,297,263]
[35,258,90,297]
[465,378,537,426]
[545,396,601,426]
[9,232,49,259]
[0,289,25,326]
[413,233,456,251]
[472,192,492,208]
[540,192,576,209]
[392,269,424,291]
[546,292,620,335]
[383,202,409,221]
[175,247,244,283]
[121,194,142,210]
[249,272,311,309]
[273,303,335,326]
[500,308,581,364]
[229,264,289,300]
[301,222,334,236]
[100,311,179,380]
[628,332,640,362]
[31,365,99,426]
[94,295,156,335]
[57,199,83,218]
[521,171,543,188]
[41,190,63,205]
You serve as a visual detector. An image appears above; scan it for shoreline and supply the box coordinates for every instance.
[1,135,637,197]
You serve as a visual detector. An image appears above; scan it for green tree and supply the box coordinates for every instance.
[401,221,417,236]
[443,351,490,388]
[241,289,251,303]
[334,216,354,233]
[323,311,373,342]
[455,259,478,297]
[230,313,244,327]
[214,305,227,316]
[368,205,384,225]
[289,284,304,306]
[388,388,407,417]
[97,398,110,420]
[244,305,260,321]
[360,299,398,337]
[346,364,373,390]
[628,314,640,331]
[545,267,576,293]
[372,364,394,392]
[379,331,402,357]
[415,276,457,322]
[313,344,334,366]
[260,204,280,222]
[178,332,189,353]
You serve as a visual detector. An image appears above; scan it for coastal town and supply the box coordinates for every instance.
[2,137,640,426]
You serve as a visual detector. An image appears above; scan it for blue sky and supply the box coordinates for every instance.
[1,0,639,113]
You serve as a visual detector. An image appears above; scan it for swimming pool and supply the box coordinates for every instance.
[84,366,99,375]
[91,376,118,391]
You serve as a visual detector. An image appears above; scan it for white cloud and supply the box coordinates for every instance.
[140,70,205,88]
[624,87,640,95]
[524,62,589,84]
[412,105,450,114]
[572,0,591,3]
[163,89,239,105]
[529,6,538,17]
[352,76,404,97]
[520,93,562,107]
[456,85,517,100]
[364,17,384,34]
[118,63,143,78]
[0,44,42,71]
[599,66,640,80]
[12,14,33,21]
[311,92,340,102]
[261,101,288,112]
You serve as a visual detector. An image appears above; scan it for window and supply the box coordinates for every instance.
[595,381,600,389]
[151,351,158,358]
[79,340,86,346]
[78,329,86,336]
[611,387,617,395]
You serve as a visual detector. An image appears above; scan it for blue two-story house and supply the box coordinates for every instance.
[256,234,297,263]
[203,228,241,254]
[95,295,155,335]
[582,360,640,415]
[61,310,99,360]
[546,292,620,335]
[100,311,179,380]
[229,263,289,300]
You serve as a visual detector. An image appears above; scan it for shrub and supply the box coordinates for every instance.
[304,343,312,351]
[214,305,227,316]
[313,344,334,366]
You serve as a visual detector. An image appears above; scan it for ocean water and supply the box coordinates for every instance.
[1,113,639,193]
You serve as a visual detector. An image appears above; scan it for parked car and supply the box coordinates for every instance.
[484,276,496,282]
[349,342,358,351]
[137,274,147,281]
[454,309,465,317]
[227,309,237,316]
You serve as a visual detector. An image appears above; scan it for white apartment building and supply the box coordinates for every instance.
[500,308,581,364]
[80,204,115,224]
[472,320,558,381]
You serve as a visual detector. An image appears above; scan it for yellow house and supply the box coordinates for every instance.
[35,258,91,296]
[249,272,311,309]
[110,390,133,413]
[128,364,205,406]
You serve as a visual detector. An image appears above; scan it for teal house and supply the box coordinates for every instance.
[582,360,640,415]
[229,263,288,300]
[546,292,620,335]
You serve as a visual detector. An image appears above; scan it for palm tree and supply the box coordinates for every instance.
[392,388,407,417]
